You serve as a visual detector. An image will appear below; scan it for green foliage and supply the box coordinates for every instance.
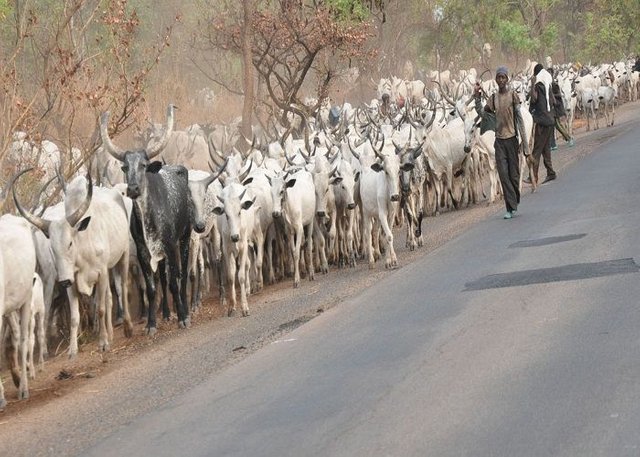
[497,19,536,56]
[325,0,370,22]
[581,11,632,62]
[0,0,10,20]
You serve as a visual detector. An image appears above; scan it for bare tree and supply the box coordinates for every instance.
[0,0,177,212]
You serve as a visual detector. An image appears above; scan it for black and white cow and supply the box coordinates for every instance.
[100,105,193,335]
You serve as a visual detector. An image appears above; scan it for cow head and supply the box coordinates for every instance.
[213,183,255,243]
[14,170,93,288]
[100,105,175,199]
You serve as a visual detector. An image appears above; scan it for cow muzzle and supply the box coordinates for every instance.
[390,194,400,202]
[194,221,206,233]
[59,279,73,289]
[127,186,140,199]
[464,145,471,153]
[272,211,281,218]
[230,234,240,243]
[347,203,356,210]
[316,211,326,218]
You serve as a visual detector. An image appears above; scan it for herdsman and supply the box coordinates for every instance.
[528,63,557,184]
[474,66,530,220]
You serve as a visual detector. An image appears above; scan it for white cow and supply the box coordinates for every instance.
[358,138,401,269]
[15,173,132,356]
[0,214,37,410]
[213,182,257,317]
[270,168,316,288]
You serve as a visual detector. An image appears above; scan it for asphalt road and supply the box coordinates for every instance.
[82,121,640,456]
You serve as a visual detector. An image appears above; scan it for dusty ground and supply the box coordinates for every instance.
[1,100,638,456]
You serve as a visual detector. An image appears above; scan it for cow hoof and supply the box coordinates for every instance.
[179,318,191,329]
[19,389,29,400]
[242,310,250,317]
[145,326,157,337]
[68,352,78,360]
[293,281,300,288]
[99,341,110,352]
[124,321,134,338]
[0,398,6,411]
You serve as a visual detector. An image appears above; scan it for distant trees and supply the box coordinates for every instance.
[0,0,177,210]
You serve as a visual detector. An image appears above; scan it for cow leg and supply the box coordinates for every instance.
[238,243,250,317]
[6,313,22,387]
[306,223,315,282]
[0,314,6,411]
[116,254,133,338]
[313,219,329,274]
[265,225,276,285]
[66,286,81,357]
[96,275,110,352]
[363,216,375,269]
[380,210,398,269]
[291,224,303,288]
[226,250,237,316]
[36,307,46,370]
[158,261,170,321]
[180,235,191,326]
[18,301,31,400]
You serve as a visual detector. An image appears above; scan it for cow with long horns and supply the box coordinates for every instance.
[13,171,133,356]
[100,105,193,335]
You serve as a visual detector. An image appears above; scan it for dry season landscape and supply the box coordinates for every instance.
[0,99,638,456]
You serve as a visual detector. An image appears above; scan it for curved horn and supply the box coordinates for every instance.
[31,175,57,214]
[147,104,176,159]
[12,168,51,237]
[99,112,126,161]
[286,152,296,166]
[433,80,456,107]
[372,133,386,160]
[66,174,93,227]
[207,134,225,168]
[207,157,229,186]
[238,159,253,183]
[423,105,438,131]
[348,138,361,160]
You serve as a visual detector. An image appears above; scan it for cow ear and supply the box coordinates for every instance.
[242,177,254,186]
[212,206,224,216]
[147,161,163,173]
[241,197,256,210]
[76,216,91,232]
[371,162,383,172]
[330,176,343,185]
[286,178,296,188]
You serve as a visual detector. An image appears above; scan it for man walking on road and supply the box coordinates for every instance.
[474,66,530,219]
[528,63,557,184]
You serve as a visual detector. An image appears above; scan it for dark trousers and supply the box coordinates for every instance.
[495,136,520,213]
[532,123,556,182]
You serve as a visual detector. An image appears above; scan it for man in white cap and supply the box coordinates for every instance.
[474,65,530,219]
[528,63,557,184]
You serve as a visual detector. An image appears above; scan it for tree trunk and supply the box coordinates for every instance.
[241,0,255,150]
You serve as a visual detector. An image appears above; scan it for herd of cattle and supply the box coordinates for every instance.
[1,57,638,410]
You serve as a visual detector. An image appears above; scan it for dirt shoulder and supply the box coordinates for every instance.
[1,100,639,456]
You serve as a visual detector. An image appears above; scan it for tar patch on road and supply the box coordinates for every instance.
[464,258,639,291]
[509,233,587,248]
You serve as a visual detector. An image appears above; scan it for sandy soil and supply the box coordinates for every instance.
[1,100,638,456]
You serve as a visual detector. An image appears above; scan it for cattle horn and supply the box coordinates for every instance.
[207,157,229,187]
[99,112,126,162]
[12,168,51,237]
[146,104,176,159]
[348,138,361,160]
[66,174,93,228]
[238,159,253,183]
[208,134,225,168]
[433,81,456,107]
